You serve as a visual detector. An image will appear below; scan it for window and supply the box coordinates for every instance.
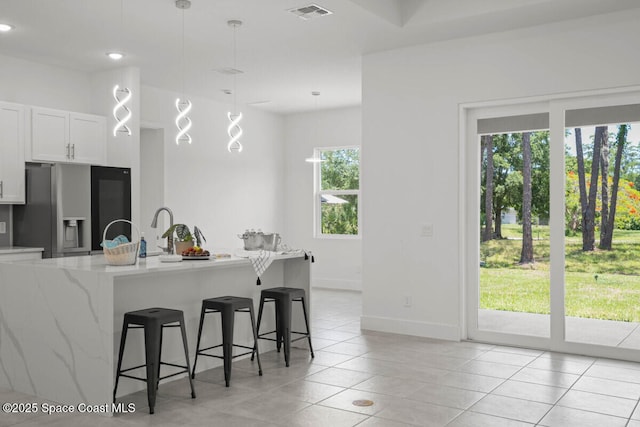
[314,146,360,237]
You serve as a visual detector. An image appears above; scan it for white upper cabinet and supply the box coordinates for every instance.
[0,101,25,204]
[31,107,106,165]
[69,112,107,164]
[31,107,68,162]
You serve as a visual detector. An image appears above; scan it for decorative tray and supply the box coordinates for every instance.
[182,256,211,261]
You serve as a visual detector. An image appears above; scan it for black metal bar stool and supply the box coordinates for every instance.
[252,287,313,367]
[191,296,262,387]
[113,307,196,414]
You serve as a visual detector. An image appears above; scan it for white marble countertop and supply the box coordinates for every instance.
[0,246,44,255]
[2,251,305,277]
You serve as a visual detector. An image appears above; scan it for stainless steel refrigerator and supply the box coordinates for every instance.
[90,165,131,252]
[13,163,92,258]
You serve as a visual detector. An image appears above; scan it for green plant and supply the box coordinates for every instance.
[162,224,206,247]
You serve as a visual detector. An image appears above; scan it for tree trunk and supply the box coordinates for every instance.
[494,206,503,239]
[574,129,588,220]
[574,129,589,250]
[483,135,494,242]
[582,126,604,251]
[601,125,628,250]
[520,132,534,264]
[599,128,610,248]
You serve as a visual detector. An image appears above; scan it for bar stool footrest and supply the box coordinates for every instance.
[118,366,190,383]
[291,335,311,343]
[257,330,278,341]
[196,345,257,360]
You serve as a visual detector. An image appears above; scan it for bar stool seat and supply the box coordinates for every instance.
[113,307,195,414]
[192,296,262,387]
[252,287,313,367]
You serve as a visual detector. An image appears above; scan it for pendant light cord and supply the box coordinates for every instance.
[182,9,185,97]
[233,23,237,115]
[119,0,124,82]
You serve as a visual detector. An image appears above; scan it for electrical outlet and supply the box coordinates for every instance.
[0,222,6,234]
[420,223,433,237]
[403,296,412,307]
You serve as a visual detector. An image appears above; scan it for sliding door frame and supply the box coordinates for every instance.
[460,86,640,362]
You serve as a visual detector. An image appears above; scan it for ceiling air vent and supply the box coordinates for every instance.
[288,4,333,20]
[215,67,244,75]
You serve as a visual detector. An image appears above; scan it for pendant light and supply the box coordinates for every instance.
[112,0,132,137]
[305,91,324,163]
[175,0,192,145]
[227,20,243,153]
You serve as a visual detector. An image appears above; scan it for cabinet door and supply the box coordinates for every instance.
[0,102,25,204]
[69,113,106,165]
[32,107,69,162]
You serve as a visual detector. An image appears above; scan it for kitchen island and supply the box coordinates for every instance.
[0,246,44,261]
[0,252,311,409]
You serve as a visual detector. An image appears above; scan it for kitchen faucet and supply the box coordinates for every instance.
[151,206,174,254]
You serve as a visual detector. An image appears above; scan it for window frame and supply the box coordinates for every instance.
[313,145,361,239]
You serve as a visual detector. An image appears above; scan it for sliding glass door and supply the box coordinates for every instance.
[563,104,640,351]
[465,90,640,361]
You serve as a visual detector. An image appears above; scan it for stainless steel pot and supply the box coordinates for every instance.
[262,233,281,251]
[238,230,264,250]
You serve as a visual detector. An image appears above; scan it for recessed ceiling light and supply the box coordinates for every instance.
[107,52,125,60]
[0,24,15,32]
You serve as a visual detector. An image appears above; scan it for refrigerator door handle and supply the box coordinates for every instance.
[23,168,30,202]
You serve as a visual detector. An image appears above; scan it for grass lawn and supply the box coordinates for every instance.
[480,224,640,322]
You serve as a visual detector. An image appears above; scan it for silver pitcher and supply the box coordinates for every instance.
[262,233,281,251]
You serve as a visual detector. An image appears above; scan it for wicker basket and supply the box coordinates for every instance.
[102,219,140,266]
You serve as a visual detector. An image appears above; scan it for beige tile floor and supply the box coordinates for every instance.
[3,288,640,426]
[479,309,640,348]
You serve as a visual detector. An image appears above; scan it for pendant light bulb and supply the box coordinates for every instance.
[175,98,192,144]
[112,85,132,136]
[227,112,243,152]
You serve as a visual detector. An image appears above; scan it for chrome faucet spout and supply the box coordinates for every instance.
[151,207,174,254]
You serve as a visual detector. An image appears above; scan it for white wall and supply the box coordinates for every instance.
[361,9,640,339]
[284,107,363,290]
[0,53,92,112]
[141,85,285,250]
[140,128,165,247]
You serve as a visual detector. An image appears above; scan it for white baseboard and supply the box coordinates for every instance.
[312,278,361,291]
[360,315,461,341]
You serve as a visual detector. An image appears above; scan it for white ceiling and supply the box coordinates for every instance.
[1,0,639,114]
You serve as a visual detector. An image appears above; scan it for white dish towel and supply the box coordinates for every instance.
[234,248,312,285]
